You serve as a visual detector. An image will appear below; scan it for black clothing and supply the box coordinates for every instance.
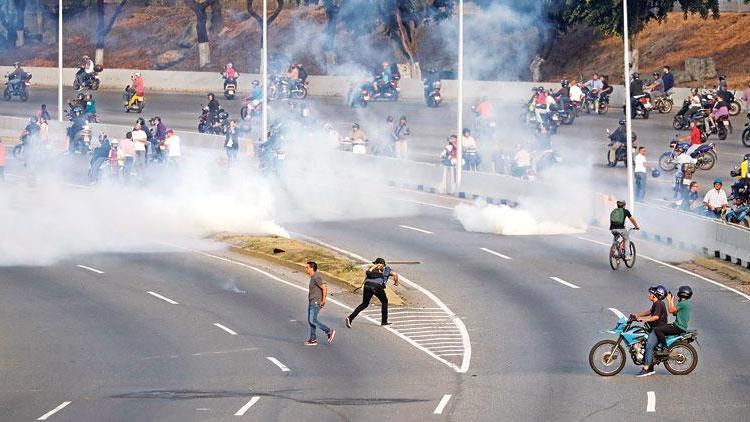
[654,323,684,347]
[348,283,389,324]
[207,99,221,113]
[630,79,644,96]
[556,87,570,98]
[662,72,674,92]
[649,300,668,328]
[609,127,627,144]
[224,128,239,150]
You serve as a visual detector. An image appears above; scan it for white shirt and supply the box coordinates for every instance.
[703,188,728,208]
[462,135,477,150]
[132,129,147,151]
[634,153,647,173]
[165,135,181,157]
[569,85,584,102]
[514,149,531,167]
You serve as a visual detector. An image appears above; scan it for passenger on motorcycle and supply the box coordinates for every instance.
[653,286,692,351]
[569,81,585,105]
[285,64,300,90]
[633,285,668,377]
[703,178,729,217]
[585,73,603,93]
[222,63,238,90]
[128,72,145,108]
[84,94,96,116]
[534,88,556,129]
[609,200,640,257]
[662,66,675,92]
[554,80,570,107]
[709,95,729,130]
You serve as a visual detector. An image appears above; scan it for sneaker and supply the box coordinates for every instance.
[304,339,318,346]
[345,317,352,329]
[636,367,655,377]
[327,330,336,344]
[381,322,391,326]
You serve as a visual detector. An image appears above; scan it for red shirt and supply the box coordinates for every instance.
[690,126,702,145]
[224,67,238,79]
[0,143,6,166]
[535,92,547,106]
[134,77,144,96]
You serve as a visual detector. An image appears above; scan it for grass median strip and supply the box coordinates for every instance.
[213,233,404,305]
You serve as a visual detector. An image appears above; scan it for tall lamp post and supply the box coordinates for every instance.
[622,0,636,209]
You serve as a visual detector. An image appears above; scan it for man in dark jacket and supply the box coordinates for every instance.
[345,258,400,327]
[662,66,674,92]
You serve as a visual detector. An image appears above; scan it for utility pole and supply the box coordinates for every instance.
[456,0,464,189]
[622,0,635,210]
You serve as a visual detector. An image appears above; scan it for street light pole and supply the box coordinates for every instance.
[58,0,63,122]
[456,0,464,189]
[622,0,636,210]
[261,0,268,144]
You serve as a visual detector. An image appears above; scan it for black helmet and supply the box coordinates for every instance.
[352,122,360,129]
[649,285,668,300]
[744,153,750,161]
[632,72,640,79]
[561,79,569,88]
[616,200,625,207]
[618,119,625,126]
[652,72,660,78]
[719,74,726,81]
[677,285,693,300]
[651,168,661,178]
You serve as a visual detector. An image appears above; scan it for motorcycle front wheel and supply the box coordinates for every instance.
[697,151,716,171]
[91,79,101,90]
[589,340,627,376]
[293,86,308,100]
[2,87,10,101]
[598,102,609,114]
[240,106,248,121]
[673,117,685,130]
[659,152,677,172]
[718,125,728,141]
[729,100,742,116]
[664,342,698,375]
[743,129,750,147]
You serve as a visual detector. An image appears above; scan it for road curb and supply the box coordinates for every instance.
[692,257,750,286]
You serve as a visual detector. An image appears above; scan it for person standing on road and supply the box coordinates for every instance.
[440,135,458,194]
[634,146,649,202]
[392,116,410,160]
[305,261,335,346]
[633,285,668,377]
[224,119,240,167]
[120,131,136,180]
[131,121,148,171]
[164,129,181,165]
[346,258,400,328]
[661,66,674,93]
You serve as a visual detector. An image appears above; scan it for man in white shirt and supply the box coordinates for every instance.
[131,122,148,169]
[703,178,728,216]
[512,144,531,178]
[164,129,181,163]
[569,81,585,104]
[634,146,649,202]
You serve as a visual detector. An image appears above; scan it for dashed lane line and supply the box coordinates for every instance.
[266,357,291,372]
[76,264,104,274]
[213,323,238,336]
[434,394,452,415]
[36,401,72,420]
[550,276,581,289]
[234,396,261,416]
[479,247,512,260]
[647,391,656,413]
[146,291,179,305]
[398,224,434,234]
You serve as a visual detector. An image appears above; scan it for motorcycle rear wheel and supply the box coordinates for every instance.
[658,100,673,114]
[293,86,308,100]
[19,88,28,102]
[606,151,618,167]
[718,125,727,141]
[562,112,575,125]
[664,342,698,375]
[673,118,685,130]
[589,340,627,376]
[598,102,609,114]
[91,79,100,91]
[697,151,716,171]
[240,106,248,121]
[268,85,280,101]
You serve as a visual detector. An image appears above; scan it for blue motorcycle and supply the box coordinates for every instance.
[589,315,698,376]
[658,137,717,172]
[724,199,750,228]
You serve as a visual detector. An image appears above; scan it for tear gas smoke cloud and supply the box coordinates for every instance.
[455,201,584,236]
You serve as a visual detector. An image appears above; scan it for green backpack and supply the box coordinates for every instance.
[610,208,626,226]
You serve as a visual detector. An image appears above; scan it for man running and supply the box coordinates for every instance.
[305,261,335,346]
[346,258,400,327]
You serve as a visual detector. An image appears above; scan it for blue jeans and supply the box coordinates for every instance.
[644,330,658,366]
[635,172,647,201]
[307,303,330,341]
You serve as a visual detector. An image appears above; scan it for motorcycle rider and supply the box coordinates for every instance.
[250,80,263,101]
[653,286,692,352]
[609,200,640,258]
[37,103,51,122]
[285,63,300,90]
[629,72,645,115]
[206,92,221,126]
[372,61,398,98]
[730,154,750,202]
[89,133,112,182]
[585,73,603,94]
[633,285,668,377]
[77,55,95,89]
[709,93,729,131]
[534,88,556,130]
[569,80,585,106]
[554,79,570,108]
[7,62,28,90]
[608,120,636,164]
[679,120,703,156]
[84,93,97,119]
[222,62,239,90]
[127,72,145,109]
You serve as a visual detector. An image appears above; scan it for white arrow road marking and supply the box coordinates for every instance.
[234,396,261,416]
[37,401,72,420]
[434,394,452,414]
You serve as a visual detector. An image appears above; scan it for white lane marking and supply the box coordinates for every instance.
[550,276,581,289]
[576,236,750,301]
[608,308,626,319]
[76,264,104,274]
[146,291,179,305]
[213,323,238,336]
[647,391,656,413]
[434,394,452,414]
[364,311,448,315]
[266,357,290,372]
[479,247,512,260]
[169,242,471,374]
[37,401,72,420]
[398,224,434,234]
[234,396,261,416]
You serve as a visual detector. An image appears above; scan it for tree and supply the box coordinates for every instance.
[95,0,128,65]
[559,0,732,73]
[186,0,222,67]
[246,0,283,49]
[13,0,26,46]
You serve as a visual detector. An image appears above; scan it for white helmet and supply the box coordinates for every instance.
[133,72,141,78]
[227,63,233,68]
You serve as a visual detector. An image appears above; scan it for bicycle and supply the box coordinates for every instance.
[609,227,638,270]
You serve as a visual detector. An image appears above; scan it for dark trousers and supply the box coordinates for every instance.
[349,283,388,324]
[654,324,685,347]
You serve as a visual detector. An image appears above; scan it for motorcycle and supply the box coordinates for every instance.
[122,85,145,113]
[67,123,92,155]
[597,92,611,114]
[658,137,717,172]
[3,73,32,102]
[222,73,238,100]
[605,128,636,167]
[73,65,103,91]
[651,91,674,114]
[628,94,651,119]
[724,197,750,228]
[268,75,308,100]
[551,95,576,125]
[589,314,698,377]
[348,82,372,108]
[741,112,750,147]
[423,78,442,107]
[198,105,230,135]
[240,96,262,121]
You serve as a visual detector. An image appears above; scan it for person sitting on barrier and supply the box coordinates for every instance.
[703,178,729,217]
[678,181,702,212]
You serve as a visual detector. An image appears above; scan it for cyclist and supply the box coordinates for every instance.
[633,285,668,377]
[610,200,640,258]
